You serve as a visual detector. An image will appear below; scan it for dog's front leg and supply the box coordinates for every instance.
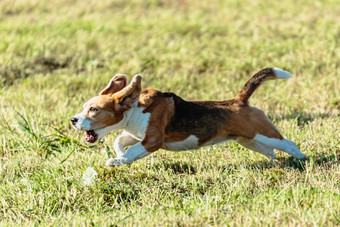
[106,142,151,166]
[106,130,164,167]
[113,131,139,157]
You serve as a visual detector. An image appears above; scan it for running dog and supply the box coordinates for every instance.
[71,68,305,166]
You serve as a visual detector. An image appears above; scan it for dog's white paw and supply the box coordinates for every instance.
[105,157,128,167]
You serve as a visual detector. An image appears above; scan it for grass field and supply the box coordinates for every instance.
[0,0,339,226]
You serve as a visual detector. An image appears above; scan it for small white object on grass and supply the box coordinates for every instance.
[82,167,98,185]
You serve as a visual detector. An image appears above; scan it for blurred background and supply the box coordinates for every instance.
[0,0,339,225]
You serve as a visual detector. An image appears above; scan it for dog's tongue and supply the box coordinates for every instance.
[86,130,96,143]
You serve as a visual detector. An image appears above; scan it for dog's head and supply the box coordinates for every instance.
[71,74,142,143]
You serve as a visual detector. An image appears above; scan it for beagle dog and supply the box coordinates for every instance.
[71,68,305,166]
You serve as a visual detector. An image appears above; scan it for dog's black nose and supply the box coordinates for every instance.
[71,117,78,124]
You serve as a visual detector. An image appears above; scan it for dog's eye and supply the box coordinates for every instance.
[89,107,98,112]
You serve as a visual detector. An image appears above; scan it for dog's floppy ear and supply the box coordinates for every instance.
[100,74,128,95]
[114,74,142,106]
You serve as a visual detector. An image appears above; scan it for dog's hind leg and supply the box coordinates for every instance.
[235,137,276,160]
[253,134,305,159]
[113,130,139,157]
[231,106,305,159]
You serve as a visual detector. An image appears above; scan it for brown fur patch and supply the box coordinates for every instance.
[138,90,174,152]
[235,68,277,103]
[100,75,127,95]
[136,90,283,151]
[83,95,124,129]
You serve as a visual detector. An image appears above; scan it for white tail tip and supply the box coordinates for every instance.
[273,68,294,79]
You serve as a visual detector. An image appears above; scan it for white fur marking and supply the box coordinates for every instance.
[113,131,139,157]
[95,103,150,141]
[95,116,128,140]
[72,112,91,131]
[235,137,275,159]
[106,142,151,166]
[165,135,199,151]
[273,68,294,79]
[124,104,151,139]
[254,134,305,159]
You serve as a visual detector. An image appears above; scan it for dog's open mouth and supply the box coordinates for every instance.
[86,130,98,143]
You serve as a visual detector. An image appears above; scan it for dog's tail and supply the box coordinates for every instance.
[234,68,294,104]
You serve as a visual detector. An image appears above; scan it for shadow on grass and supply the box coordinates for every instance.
[100,182,142,205]
[244,152,338,171]
[152,152,338,174]
[98,152,338,205]
[161,161,197,174]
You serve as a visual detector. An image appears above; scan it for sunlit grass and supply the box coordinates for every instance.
[0,0,339,226]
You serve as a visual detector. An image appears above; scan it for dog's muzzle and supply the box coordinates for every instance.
[71,117,78,125]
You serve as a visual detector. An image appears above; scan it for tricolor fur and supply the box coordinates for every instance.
[71,68,305,166]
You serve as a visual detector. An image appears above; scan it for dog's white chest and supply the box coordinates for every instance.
[165,135,200,151]
[125,106,151,140]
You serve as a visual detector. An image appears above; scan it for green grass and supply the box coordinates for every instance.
[0,0,339,226]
